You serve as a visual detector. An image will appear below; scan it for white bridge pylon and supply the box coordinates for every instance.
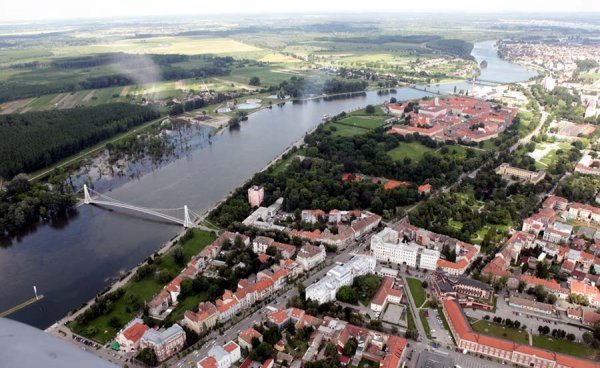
[83,184,197,228]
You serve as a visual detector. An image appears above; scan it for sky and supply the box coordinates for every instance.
[0,0,598,22]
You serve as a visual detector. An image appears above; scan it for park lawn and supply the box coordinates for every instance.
[532,335,600,360]
[165,291,209,325]
[536,142,572,169]
[336,116,388,130]
[419,310,432,338]
[68,230,215,344]
[471,321,529,345]
[348,105,388,116]
[387,141,436,162]
[406,277,427,307]
[330,122,371,137]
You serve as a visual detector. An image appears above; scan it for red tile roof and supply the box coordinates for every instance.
[122,322,149,343]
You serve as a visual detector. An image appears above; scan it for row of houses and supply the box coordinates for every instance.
[183,259,301,335]
[148,232,250,319]
[290,211,381,249]
[298,311,408,368]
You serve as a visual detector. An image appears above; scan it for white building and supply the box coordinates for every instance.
[305,255,376,304]
[542,76,556,91]
[370,228,440,270]
[198,340,241,368]
[296,244,327,271]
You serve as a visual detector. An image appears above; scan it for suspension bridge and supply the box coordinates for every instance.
[83,184,201,228]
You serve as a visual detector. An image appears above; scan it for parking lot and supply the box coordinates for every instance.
[427,309,454,348]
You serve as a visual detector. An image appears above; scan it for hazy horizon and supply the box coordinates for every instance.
[1,0,599,23]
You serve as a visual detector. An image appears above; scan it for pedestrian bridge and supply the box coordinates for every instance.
[83,185,199,228]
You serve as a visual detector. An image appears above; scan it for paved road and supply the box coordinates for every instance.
[401,275,428,340]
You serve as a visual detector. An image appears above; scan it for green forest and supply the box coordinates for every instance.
[0,103,160,178]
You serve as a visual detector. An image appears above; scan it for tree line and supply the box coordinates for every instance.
[0,103,160,178]
[0,173,76,235]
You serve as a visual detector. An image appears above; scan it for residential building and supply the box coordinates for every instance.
[296,244,326,271]
[140,324,186,362]
[182,301,218,335]
[569,280,600,307]
[238,328,263,350]
[575,152,600,176]
[248,186,265,208]
[508,295,555,315]
[519,275,570,299]
[198,340,241,368]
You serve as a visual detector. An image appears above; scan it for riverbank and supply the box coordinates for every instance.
[45,98,323,338]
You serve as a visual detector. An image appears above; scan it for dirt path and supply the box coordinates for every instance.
[82,90,96,102]
[119,86,130,97]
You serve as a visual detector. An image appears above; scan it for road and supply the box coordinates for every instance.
[509,109,548,153]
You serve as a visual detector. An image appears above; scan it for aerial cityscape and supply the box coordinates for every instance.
[1,1,600,368]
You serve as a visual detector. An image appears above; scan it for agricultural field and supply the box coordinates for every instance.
[51,37,263,56]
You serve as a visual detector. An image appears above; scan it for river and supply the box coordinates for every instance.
[0,41,536,330]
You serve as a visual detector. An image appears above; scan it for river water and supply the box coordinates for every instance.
[0,41,536,330]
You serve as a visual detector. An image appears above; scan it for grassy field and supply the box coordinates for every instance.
[420,310,432,338]
[472,321,599,360]
[532,335,600,360]
[406,277,427,307]
[471,320,529,344]
[328,108,390,138]
[68,230,215,344]
[388,141,436,162]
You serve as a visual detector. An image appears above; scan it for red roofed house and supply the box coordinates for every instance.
[182,301,218,335]
[370,276,403,313]
[520,275,569,299]
[418,183,432,195]
[115,318,149,353]
[569,280,600,307]
[238,328,263,350]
